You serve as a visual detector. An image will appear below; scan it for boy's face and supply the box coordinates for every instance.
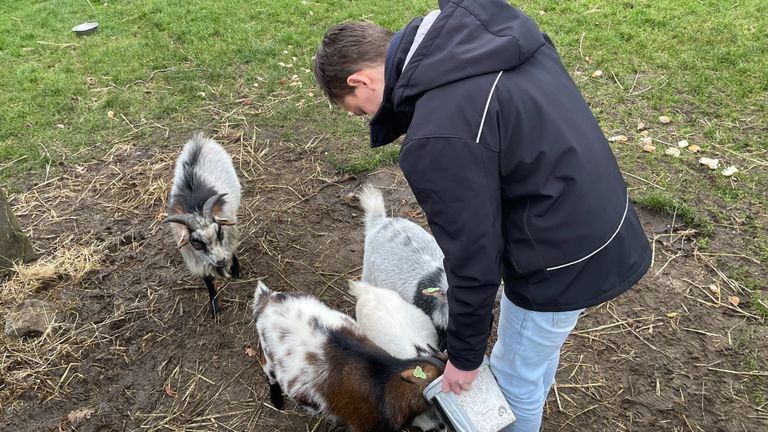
[340,64,385,118]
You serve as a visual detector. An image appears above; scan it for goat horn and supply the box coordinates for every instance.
[203,193,228,222]
[162,214,199,230]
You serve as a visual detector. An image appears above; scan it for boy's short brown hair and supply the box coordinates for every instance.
[313,22,394,104]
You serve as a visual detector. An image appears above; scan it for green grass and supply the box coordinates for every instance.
[329,143,401,174]
[752,291,768,322]
[0,0,434,181]
[2,1,765,181]
[633,191,710,232]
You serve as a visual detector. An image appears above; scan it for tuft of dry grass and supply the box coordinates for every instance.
[0,307,131,410]
[0,238,108,411]
[1,241,102,308]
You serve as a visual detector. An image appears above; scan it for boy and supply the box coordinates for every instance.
[314,1,651,430]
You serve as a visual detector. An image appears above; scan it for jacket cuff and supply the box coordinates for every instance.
[448,353,483,371]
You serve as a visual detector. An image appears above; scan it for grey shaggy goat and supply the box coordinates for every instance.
[163,133,241,315]
[358,185,449,349]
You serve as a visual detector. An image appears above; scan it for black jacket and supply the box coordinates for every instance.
[369,0,651,371]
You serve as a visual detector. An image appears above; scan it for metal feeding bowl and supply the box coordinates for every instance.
[72,22,99,36]
[423,357,516,432]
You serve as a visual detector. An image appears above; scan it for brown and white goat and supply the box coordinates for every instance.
[251,281,444,432]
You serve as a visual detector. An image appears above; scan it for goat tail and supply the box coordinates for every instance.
[357,184,387,230]
[251,280,273,318]
[347,279,372,300]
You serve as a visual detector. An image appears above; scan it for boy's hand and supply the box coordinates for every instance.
[441,360,479,395]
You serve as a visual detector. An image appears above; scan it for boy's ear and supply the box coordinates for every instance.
[346,72,372,88]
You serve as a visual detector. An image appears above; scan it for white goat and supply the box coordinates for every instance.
[358,185,449,348]
[163,133,241,315]
[348,280,438,359]
[251,281,444,432]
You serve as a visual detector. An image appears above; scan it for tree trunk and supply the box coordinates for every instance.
[0,187,33,270]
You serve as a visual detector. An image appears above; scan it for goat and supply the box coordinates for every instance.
[348,280,447,432]
[251,281,444,432]
[357,185,449,348]
[348,280,438,359]
[163,133,241,315]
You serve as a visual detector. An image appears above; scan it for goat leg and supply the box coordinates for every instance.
[203,276,221,316]
[230,254,241,279]
[436,328,448,352]
[269,382,285,409]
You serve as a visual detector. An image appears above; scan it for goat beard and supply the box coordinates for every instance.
[215,265,231,279]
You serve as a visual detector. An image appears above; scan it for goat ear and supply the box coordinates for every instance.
[421,288,448,301]
[399,369,422,384]
[399,366,436,384]
[214,216,236,226]
[177,233,189,249]
[169,223,189,248]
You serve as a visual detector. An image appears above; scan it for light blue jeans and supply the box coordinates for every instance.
[490,295,584,432]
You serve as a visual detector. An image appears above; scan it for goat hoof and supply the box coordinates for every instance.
[209,302,222,317]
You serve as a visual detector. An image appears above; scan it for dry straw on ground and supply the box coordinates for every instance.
[1,238,108,410]
[1,240,102,308]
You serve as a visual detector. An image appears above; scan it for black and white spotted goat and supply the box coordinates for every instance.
[357,185,450,348]
[163,133,241,315]
[251,281,444,432]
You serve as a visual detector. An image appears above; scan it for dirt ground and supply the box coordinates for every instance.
[1,130,766,432]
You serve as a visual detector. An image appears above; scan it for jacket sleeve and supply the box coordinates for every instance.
[399,136,503,371]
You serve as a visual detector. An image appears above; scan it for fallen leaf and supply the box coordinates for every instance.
[539,10,546,15]
[608,135,628,143]
[591,70,603,78]
[699,157,720,169]
[708,283,720,294]
[56,124,65,129]
[641,137,653,146]
[636,122,646,131]
[658,115,671,124]
[241,98,253,106]
[164,382,177,398]
[665,147,681,157]
[642,144,656,153]
[640,130,650,137]
[687,144,701,153]
[107,111,115,119]
[68,408,95,426]
[728,296,740,307]
[585,55,593,63]
[245,346,257,357]
[677,139,689,148]
[722,165,738,177]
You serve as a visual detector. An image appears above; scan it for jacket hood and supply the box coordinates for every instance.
[370,0,546,147]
